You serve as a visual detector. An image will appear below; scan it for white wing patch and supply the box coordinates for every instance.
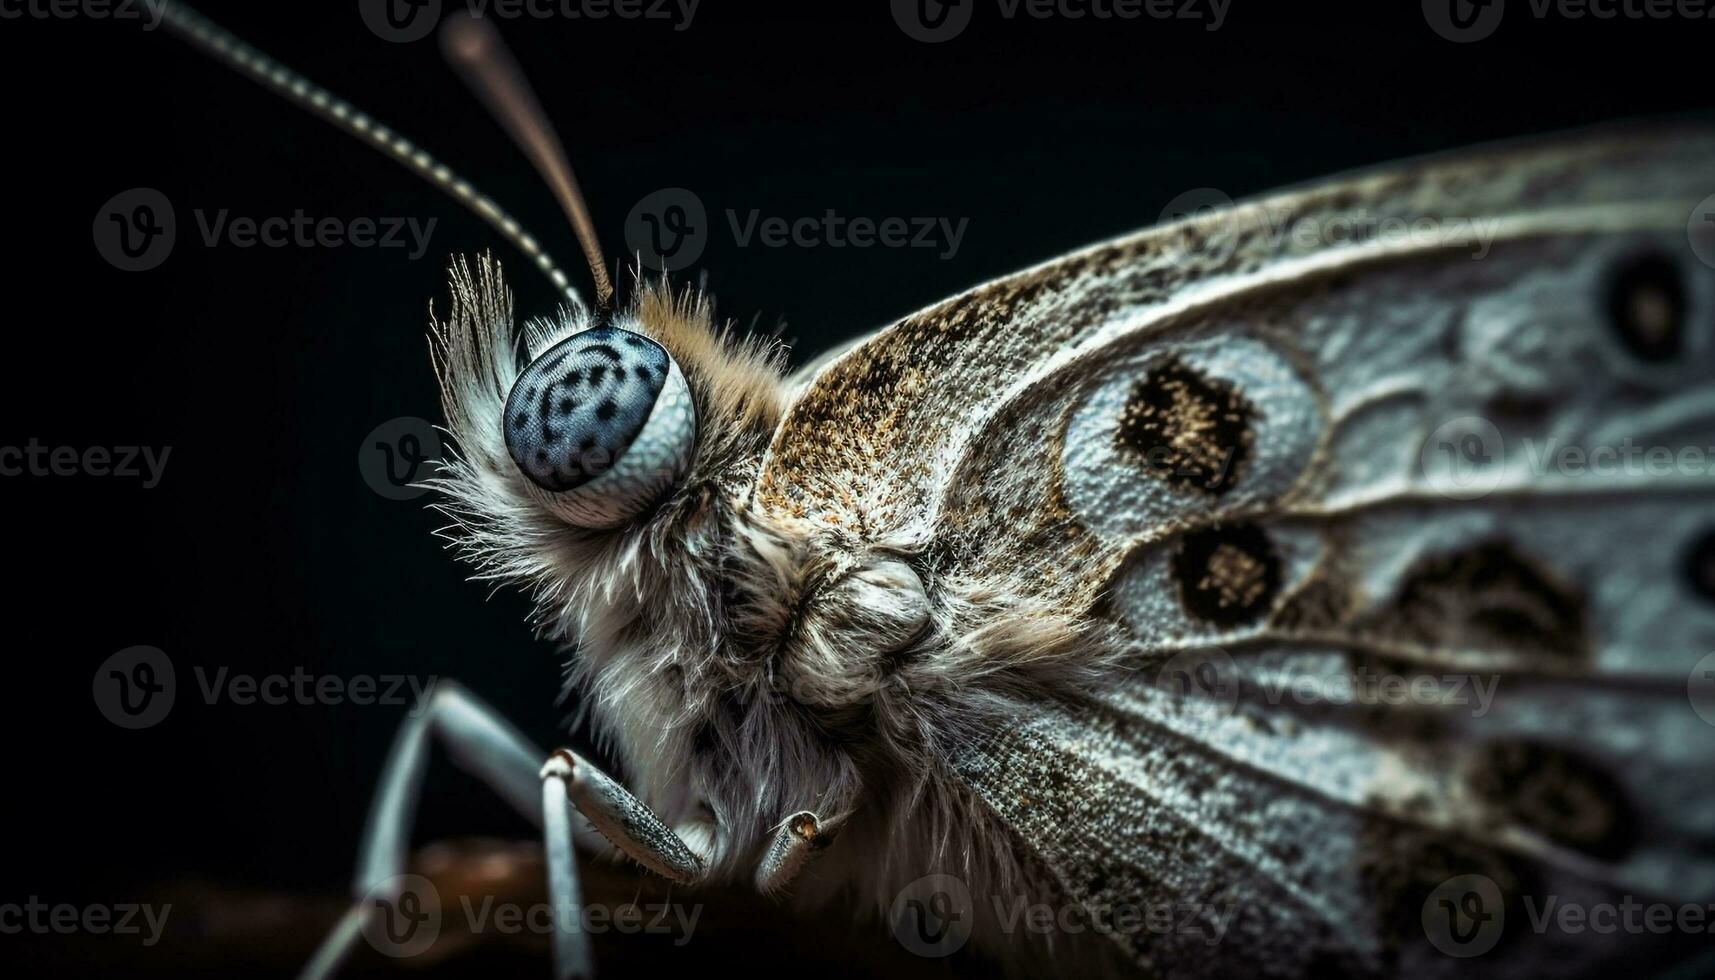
[1061,333,1322,542]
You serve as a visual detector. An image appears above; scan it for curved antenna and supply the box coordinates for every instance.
[156,3,585,310]
[440,12,615,313]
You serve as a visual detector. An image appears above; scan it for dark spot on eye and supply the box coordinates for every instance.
[635,366,651,381]
[1685,527,1715,603]
[1116,356,1255,495]
[1172,523,1280,626]
[1373,539,1589,662]
[502,327,672,493]
[1605,251,1684,362]
[1465,739,1635,861]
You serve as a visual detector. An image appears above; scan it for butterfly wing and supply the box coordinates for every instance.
[758,124,1715,975]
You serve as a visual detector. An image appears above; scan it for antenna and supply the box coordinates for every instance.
[440,12,615,313]
[156,3,588,310]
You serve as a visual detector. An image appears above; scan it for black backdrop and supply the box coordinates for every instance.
[1,0,1710,974]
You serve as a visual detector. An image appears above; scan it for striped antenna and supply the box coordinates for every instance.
[439,11,614,313]
[157,3,586,310]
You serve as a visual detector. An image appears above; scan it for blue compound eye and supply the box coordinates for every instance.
[503,326,696,527]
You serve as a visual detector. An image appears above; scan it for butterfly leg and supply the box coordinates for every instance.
[299,681,606,980]
[755,810,829,897]
[542,748,709,884]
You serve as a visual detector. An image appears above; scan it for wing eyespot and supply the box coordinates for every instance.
[1685,527,1715,604]
[1171,523,1282,627]
[1115,355,1256,496]
[1605,251,1685,362]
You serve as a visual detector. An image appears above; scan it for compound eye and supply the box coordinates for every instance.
[503,326,696,527]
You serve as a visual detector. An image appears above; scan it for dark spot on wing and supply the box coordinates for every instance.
[1173,523,1281,626]
[1465,739,1636,861]
[1116,356,1255,496]
[1685,527,1715,604]
[1372,539,1590,663]
[1605,251,1684,362]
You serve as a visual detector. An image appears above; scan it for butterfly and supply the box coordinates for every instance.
[158,4,1715,978]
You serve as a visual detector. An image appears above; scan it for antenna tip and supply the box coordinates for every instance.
[439,11,498,65]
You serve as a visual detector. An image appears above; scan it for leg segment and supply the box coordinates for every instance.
[544,748,707,884]
[755,811,829,897]
[299,682,603,980]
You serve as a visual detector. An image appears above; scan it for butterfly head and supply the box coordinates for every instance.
[430,256,788,629]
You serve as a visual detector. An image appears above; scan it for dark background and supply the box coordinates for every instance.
[1,0,1710,975]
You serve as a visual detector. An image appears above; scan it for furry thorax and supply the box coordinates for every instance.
[424,254,1118,922]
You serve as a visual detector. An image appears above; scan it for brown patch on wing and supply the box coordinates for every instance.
[1116,355,1256,495]
[1173,523,1283,626]
[753,126,1714,617]
[1465,739,1637,861]
[1364,539,1591,663]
